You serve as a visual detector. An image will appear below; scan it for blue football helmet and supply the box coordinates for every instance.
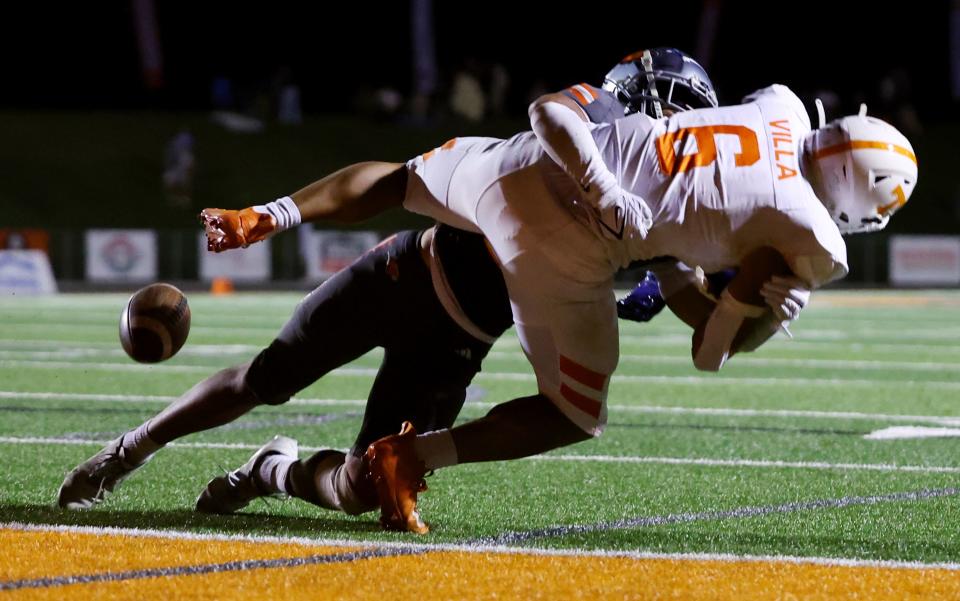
[602,48,718,118]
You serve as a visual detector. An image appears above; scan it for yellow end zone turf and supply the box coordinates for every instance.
[3,528,959,600]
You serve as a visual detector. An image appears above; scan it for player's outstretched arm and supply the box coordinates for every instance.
[289,161,407,223]
[529,93,620,210]
[201,161,406,252]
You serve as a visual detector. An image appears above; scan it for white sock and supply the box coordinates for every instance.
[413,429,459,470]
[256,453,296,494]
[120,423,163,466]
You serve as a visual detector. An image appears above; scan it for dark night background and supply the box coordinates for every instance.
[0,0,955,286]
[0,1,949,115]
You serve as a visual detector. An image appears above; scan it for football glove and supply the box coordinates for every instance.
[200,207,277,253]
[616,272,666,322]
[760,275,811,323]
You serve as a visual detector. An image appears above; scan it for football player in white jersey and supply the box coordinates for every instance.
[198,83,917,533]
[59,51,739,530]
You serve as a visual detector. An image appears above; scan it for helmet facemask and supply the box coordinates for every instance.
[602,48,718,119]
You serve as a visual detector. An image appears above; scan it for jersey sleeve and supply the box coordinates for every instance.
[742,84,811,130]
[560,83,626,125]
[775,206,849,288]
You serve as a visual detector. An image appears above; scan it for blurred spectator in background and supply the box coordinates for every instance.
[951,0,960,102]
[162,129,195,208]
[488,63,510,117]
[877,68,922,136]
[211,76,235,110]
[271,66,303,126]
[449,58,486,122]
[409,0,439,125]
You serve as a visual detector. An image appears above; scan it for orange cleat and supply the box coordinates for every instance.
[365,421,429,534]
[200,207,276,253]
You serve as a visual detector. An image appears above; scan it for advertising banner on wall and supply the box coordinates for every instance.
[305,230,380,281]
[86,229,158,282]
[0,229,50,252]
[0,250,58,295]
[889,235,960,286]
[198,233,271,282]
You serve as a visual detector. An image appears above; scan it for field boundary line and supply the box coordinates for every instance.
[2,435,958,474]
[3,517,958,571]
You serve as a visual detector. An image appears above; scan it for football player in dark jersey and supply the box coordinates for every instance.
[58,50,747,532]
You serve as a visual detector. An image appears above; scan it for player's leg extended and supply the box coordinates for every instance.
[447,286,618,462]
[365,294,616,532]
[196,230,450,515]
[59,234,405,510]
[260,234,493,520]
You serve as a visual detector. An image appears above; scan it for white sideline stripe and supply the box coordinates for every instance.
[3,391,960,426]
[2,521,959,572]
[617,354,960,373]
[0,360,382,377]
[5,359,960,389]
[864,427,960,440]
[616,404,960,426]
[2,436,958,474]
[4,345,960,373]
[0,348,261,360]
[0,391,368,407]
[534,454,960,474]
[7,337,960,359]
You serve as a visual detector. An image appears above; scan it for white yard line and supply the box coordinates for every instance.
[1,435,957,474]
[864,426,960,440]
[3,391,958,425]
[4,345,960,374]
[533,454,960,474]
[4,359,960,389]
[5,336,960,357]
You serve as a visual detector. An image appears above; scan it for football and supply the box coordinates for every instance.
[119,283,191,363]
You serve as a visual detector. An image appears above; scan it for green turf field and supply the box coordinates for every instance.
[1,290,959,564]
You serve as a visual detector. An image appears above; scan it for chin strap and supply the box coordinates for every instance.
[640,50,663,119]
[814,98,826,129]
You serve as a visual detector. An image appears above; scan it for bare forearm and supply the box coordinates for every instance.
[450,394,591,463]
[665,285,716,330]
[289,161,406,224]
[732,311,780,353]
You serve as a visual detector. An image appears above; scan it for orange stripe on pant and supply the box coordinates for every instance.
[560,383,602,418]
[559,355,607,392]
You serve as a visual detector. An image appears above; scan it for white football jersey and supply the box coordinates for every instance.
[594,84,848,287]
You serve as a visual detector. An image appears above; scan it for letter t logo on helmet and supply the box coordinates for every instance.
[802,104,918,234]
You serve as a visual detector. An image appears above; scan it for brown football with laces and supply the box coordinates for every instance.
[119,283,191,363]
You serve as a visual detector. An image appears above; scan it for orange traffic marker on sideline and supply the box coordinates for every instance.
[210,277,235,295]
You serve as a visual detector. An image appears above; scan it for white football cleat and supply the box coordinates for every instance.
[57,435,144,510]
[195,435,298,514]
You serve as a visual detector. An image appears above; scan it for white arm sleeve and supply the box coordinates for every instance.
[529,101,620,209]
[693,289,766,372]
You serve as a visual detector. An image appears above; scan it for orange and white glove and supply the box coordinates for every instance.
[200,196,300,252]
